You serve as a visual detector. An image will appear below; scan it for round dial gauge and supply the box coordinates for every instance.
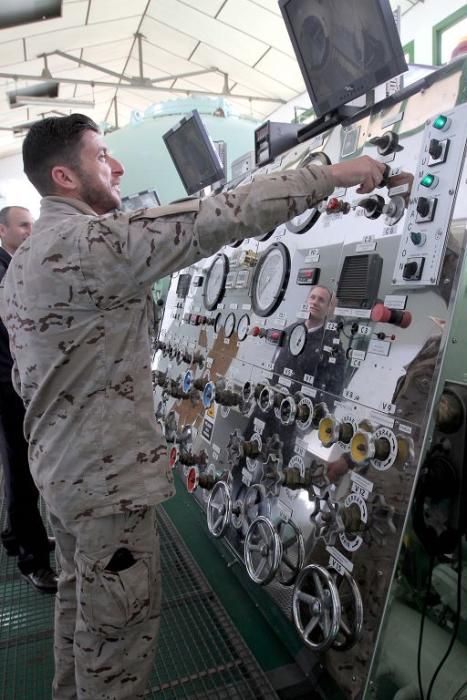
[223,312,236,338]
[286,151,331,234]
[288,323,307,356]
[237,314,250,341]
[203,254,229,311]
[251,243,290,317]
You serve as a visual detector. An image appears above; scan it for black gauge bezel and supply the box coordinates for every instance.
[223,312,236,338]
[213,312,223,333]
[288,322,308,357]
[203,253,229,311]
[286,151,331,235]
[251,242,291,318]
[237,313,250,341]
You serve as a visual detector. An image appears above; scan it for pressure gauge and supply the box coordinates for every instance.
[203,254,229,310]
[288,323,307,356]
[223,312,236,338]
[251,242,290,317]
[237,314,250,341]
[286,151,331,234]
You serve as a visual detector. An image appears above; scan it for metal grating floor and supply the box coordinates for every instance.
[0,488,279,700]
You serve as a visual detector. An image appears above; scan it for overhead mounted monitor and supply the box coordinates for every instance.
[279,0,408,118]
[163,110,225,196]
[0,0,62,30]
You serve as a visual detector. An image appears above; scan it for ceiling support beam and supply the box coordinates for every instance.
[0,71,285,104]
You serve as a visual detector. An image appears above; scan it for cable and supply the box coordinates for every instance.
[417,553,435,700]
[426,532,463,700]
[451,679,467,700]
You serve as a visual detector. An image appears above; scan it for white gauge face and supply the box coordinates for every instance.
[288,323,307,356]
[204,255,227,310]
[252,245,289,316]
[237,314,250,341]
[223,312,236,338]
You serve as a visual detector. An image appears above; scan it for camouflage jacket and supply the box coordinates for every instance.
[0,165,333,520]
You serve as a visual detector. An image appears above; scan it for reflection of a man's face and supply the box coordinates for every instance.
[307,286,332,326]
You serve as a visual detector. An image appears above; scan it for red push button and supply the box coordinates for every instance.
[251,326,262,337]
[371,303,412,329]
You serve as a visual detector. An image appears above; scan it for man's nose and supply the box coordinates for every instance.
[110,155,125,176]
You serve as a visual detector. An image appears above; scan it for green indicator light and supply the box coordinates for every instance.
[433,115,448,129]
[421,173,435,187]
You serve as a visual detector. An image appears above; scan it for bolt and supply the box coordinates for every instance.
[452,337,458,344]
[430,277,436,283]
[448,189,454,195]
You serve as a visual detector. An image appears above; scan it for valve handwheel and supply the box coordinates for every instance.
[276,519,305,586]
[292,564,341,651]
[206,481,232,538]
[332,571,363,651]
[244,516,283,585]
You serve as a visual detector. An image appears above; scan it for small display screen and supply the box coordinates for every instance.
[279,0,407,118]
[121,189,160,211]
[163,110,225,195]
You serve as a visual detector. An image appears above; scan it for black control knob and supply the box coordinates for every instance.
[358,194,385,219]
[416,197,430,218]
[429,138,443,160]
[402,261,419,280]
[369,131,400,156]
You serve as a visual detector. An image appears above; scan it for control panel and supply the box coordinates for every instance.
[151,60,467,700]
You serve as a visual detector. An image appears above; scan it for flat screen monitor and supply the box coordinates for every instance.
[163,110,225,195]
[121,189,160,211]
[279,0,408,118]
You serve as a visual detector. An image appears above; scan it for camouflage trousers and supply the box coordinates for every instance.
[48,506,161,700]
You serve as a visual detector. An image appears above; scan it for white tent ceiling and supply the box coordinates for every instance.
[0,0,421,158]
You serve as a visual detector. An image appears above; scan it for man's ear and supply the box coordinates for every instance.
[50,165,80,193]
[0,223,6,239]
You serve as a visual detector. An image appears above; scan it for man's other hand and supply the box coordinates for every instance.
[328,156,387,194]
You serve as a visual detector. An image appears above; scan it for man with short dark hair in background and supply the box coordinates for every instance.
[0,206,57,593]
[0,114,385,699]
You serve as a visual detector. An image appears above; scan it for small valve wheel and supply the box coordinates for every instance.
[292,564,341,651]
[244,516,283,585]
[206,481,232,538]
[276,519,305,586]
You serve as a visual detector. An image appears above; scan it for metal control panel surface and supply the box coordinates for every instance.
[152,60,467,699]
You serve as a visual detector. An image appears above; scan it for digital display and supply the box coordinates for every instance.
[279,0,407,118]
[163,110,225,195]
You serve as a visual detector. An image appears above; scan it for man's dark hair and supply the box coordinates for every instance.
[22,114,99,196]
[0,206,30,227]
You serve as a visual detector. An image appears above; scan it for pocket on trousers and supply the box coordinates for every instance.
[77,555,151,636]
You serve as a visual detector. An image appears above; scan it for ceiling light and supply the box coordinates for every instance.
[0,0,62,30]
[14,96,95,109]
[8,80,59,108]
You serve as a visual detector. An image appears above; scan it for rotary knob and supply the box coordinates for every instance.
[357,194,385,219]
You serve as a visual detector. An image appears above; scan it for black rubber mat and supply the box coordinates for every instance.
[0,478,278,700]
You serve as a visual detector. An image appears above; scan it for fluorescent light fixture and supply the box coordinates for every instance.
[8,80,59,108]
[0,0,62,30]
[14,96,95,109]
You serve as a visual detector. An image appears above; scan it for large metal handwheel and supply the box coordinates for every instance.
[276,519,305,586]
[292,564,341,651]
[206,481,232,538]
[332,571,364,651]
[244,516,283,585]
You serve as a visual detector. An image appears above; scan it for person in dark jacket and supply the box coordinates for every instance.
[0,205,57,593]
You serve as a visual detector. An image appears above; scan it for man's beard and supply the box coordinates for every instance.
[78,176,120,215]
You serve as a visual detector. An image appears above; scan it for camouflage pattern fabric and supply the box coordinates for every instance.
[49,505,160,699]
[0,164,333,522]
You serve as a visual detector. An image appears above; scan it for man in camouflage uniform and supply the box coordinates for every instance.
[0,114,385,700]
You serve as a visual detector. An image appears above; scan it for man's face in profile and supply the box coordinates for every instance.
[307,285,332,324]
